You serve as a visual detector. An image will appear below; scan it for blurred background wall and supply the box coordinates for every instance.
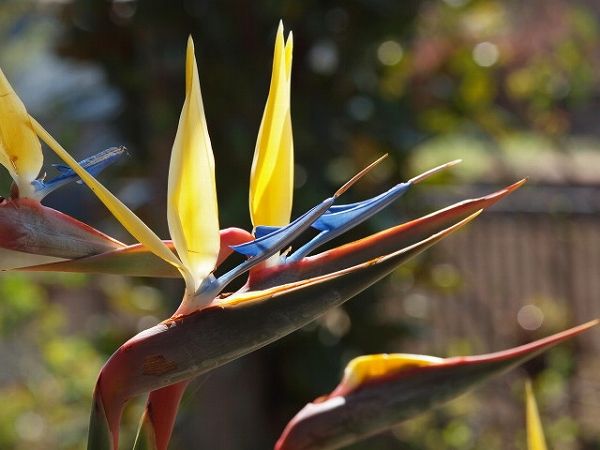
[1,0,600,449]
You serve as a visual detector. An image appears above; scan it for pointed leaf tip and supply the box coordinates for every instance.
[408,159,461,184]
[510,177,528,190]
[168,35,220,294]
[525,380,548,450]
[334,154,389,197]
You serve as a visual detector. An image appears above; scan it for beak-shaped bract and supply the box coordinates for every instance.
[0,68,42,198]
[250,22,294,227]
[88,211,481,450]
[275,321,597,450]
[168,37,220,292]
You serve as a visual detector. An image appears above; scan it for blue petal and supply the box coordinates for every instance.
[33,146,126,200]
[322,202,366,214]
[254,225,282,240]
[313,183,410,231]
[51,164,74,174]
[230,198,335,259]
[203,196,336,296]
[288,182,411,261]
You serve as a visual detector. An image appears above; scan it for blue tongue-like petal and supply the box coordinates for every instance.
[287,182,411,261]
[313,183,411,232]
[31,146,126,200]
[286,159,462,261]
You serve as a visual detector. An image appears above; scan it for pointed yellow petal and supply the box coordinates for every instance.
[526,380,548,450]
[285,31,293,81]
[0,67,42,197]
[167,37,220,291]
[30,117,186,279]
[249,23,294,227]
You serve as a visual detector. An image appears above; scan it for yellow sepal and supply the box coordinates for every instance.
[0,67,43,197]
[167,37,220,291]
[341,353,444,393]
[30,118,187,280]
[249,22,294,227]
[525,380,548,450]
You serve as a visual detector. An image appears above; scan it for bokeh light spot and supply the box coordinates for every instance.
[517,304,544,330]
[131,285,162,311]
[322,307,351,338]
[472,42,499,67]
[377,40,403,66]
[403,293,429,319]
[308,40,339,75]
[431,263,460,289]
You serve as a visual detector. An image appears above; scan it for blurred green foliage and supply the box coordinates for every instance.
[0,272,173,449]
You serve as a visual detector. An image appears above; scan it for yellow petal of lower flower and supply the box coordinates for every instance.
[167,37,220,292]
[30,117,186,278]
[249,22,294,227]
[0,67,42,197]
[525,380,548,450]
[340,354,444,393]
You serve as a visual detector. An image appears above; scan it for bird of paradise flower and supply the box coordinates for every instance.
[0,22,595,450]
